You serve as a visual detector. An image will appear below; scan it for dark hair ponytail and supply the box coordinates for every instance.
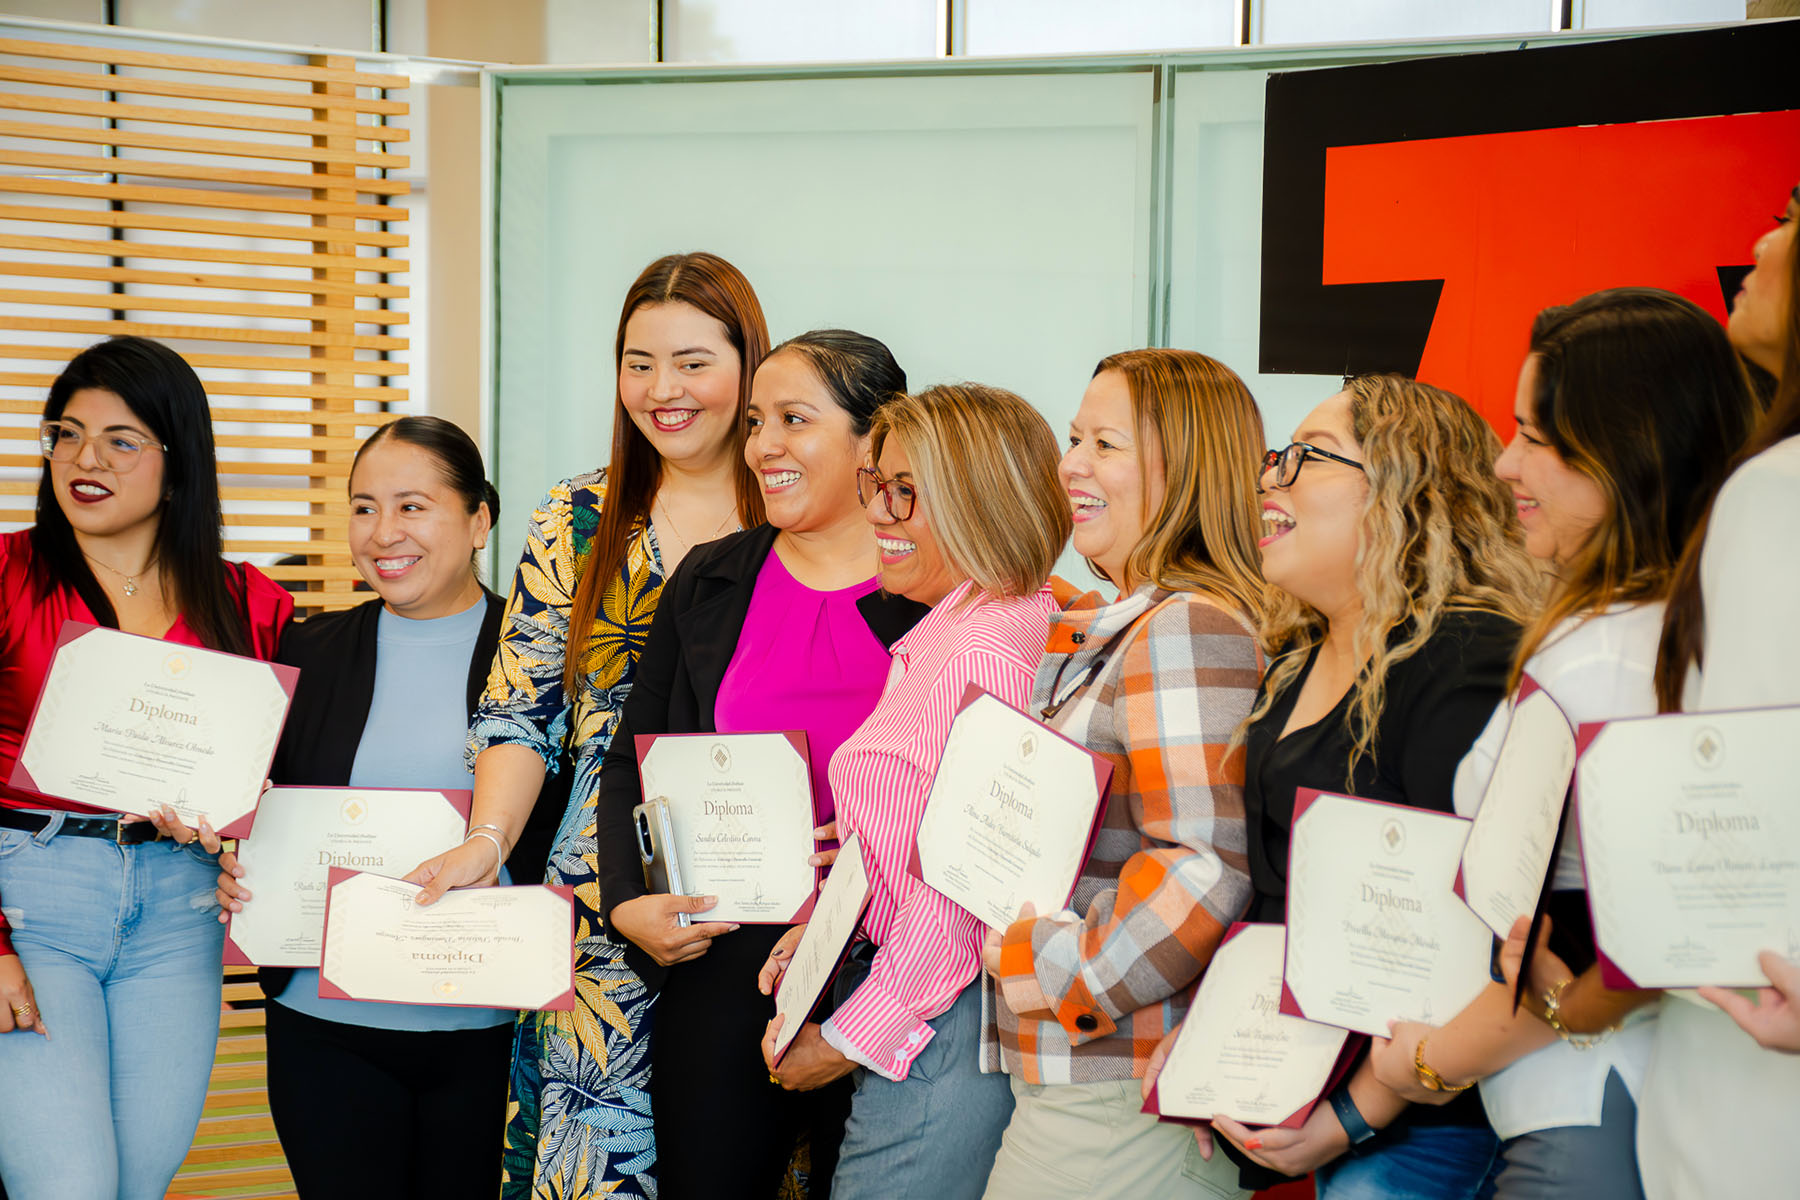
[31,336,248,655]
[354,416,498,528]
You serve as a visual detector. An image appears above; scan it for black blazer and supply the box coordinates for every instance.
[594,524,930,988]
[259,592,568,998]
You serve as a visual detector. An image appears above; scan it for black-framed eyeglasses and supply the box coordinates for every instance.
[856,466,918,521]
[39,420,167,474]
[1258,442,1365,492]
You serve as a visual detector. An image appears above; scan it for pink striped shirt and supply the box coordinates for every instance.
[822,579,1057,1080]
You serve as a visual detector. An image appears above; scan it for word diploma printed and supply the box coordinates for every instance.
[1145,923,1352,1129]
[770,833,873,1064]
[1577,707,1800,988]
[1281,790,1492,1036]
[319,869,574,1010]
[1455,680,1578,937]
[913,687,1111,930]
[225,787,472,967]
[635,731,819,924]
[8,621,297,837]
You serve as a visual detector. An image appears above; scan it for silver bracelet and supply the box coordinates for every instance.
[467,822,513,854]
[463,828,504,876]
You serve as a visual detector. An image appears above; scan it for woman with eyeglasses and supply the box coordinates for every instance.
[1357,289,1757,1200]
[1202,375,1540,1200]
[753,383,1067,1199]
[979,350,1266,1200]
[0,337,292,1200]
[593,329,930,1198]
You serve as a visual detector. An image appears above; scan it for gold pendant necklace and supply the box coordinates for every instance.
[83,550,157,597]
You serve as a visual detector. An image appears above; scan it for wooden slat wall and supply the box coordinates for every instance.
[0,36,412,609]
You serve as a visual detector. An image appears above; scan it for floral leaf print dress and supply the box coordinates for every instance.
[469,469,665,1200]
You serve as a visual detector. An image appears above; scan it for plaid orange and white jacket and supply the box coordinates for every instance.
[982,582,1260,1085]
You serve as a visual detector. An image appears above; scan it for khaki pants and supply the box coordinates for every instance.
[981,1077,1252,1200]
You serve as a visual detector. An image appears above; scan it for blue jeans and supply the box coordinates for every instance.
[831,981,1015,1200]
[0,817,226,1200]
[1315,1119,1501,1200]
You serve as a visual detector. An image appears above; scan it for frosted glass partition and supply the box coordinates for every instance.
[1166,65,1345,446]
[491,67,1157,582]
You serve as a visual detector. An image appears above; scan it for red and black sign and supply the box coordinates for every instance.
[1259,21,1800,430]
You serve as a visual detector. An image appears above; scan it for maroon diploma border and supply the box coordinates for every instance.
[317,867,575,1011]
[768,835,876,1069]
[223,787,473,967]
[5,619,299,840]
[1142,922,1360,1131]
[1277,788,1476,1031]
[633,729,819,924]
[907,683,1114,922]
[1450,673,1576,928]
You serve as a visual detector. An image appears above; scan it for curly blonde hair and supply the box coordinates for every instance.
[1248,374,1541,784]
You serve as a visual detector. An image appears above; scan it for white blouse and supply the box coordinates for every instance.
[1635,434,1800,1200]
[1451,602,1663,1140]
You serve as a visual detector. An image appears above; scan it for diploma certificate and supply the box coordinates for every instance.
[225,787,472,967]
[318,870,574,1010]
[1455,681,1577,937]
[1282,790,1492,1036]
[1146,924,1351,1129]
[1577,707,1800,988]
[9,622,296,837]
[770,833,872,1064]
[635,731,817,924]
[913,687,1111,929]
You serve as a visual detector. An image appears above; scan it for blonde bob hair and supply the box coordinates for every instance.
[1249,374,1541,783]
[1090,348,1267,623]
[868,383,1070,600]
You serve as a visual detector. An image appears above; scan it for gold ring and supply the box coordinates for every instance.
[12,1003,36,1018]
[768,1072,780,1085]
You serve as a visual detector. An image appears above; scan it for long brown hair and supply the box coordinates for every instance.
[1658,188,1800,709]
[1091,348,1266,624]
[563,252,769,693]
[1509,289,1756,692]
[1247,375,1540,784]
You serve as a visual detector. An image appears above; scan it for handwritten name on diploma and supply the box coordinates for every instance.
[225,787,470,967]
[1282,791,1490,1036]
[1578,708,1800,988]
[318,871,574,1010]
[636,732,817,924]
[1151,924,1348,1128]
[914,690,1109,930]
[11,623,294,837]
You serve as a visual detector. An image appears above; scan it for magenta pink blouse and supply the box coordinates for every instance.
[713,548,891,827]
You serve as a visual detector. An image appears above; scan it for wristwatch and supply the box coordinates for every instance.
[1327,1082,1377,1149]
[1412,1035,1474,1093]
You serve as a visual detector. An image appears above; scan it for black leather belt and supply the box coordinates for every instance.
[0,808,167,845]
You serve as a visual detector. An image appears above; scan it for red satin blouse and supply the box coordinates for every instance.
[0,527,293,954]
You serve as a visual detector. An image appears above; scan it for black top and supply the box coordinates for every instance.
[592,524,931,989]
[1240,607,1520,1144]
[259,593,568,997]
[1243,608,1520,923]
